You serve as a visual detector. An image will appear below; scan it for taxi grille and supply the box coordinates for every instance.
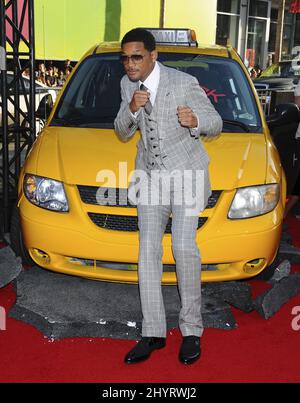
[88,213,208,233]
[67,258,219,272]
[78,185,222,208]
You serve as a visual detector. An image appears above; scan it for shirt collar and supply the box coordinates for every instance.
[139,61,160,94]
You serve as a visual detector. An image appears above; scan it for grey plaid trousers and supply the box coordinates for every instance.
[137,172,203,338]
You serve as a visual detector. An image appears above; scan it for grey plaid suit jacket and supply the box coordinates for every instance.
[115,62,222,168]
[114,62,223,204]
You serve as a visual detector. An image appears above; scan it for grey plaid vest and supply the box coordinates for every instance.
[144,107,167,171]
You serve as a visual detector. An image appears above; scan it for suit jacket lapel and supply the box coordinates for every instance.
[126,63,171,148]
[126,79,148,149]
[153,63,171,136]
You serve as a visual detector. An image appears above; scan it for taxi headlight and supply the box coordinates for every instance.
[228,184,280,219]
[23,174,69,212]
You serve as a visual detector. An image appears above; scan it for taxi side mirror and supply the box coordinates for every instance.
[36,94,53,120]
[266,103,300,129]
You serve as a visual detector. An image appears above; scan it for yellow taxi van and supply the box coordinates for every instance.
[10,29,300,283]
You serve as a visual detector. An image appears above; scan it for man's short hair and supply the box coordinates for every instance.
[121,28,156,52]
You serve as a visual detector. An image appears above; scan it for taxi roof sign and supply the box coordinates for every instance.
[142,28,198,47]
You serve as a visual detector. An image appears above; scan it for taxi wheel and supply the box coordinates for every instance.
[10,206,34,267]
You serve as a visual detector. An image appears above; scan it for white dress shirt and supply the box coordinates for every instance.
[139,61,160,106]
[131,61,199,134]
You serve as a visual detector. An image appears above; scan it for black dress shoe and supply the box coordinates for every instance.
[179,336,201,365]
[124,337,166,364]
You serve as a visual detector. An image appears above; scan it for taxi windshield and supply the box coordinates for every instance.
[51,52,262,133]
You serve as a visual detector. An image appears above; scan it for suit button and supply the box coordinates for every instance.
[150,137,154,140]
[155,154,159,157]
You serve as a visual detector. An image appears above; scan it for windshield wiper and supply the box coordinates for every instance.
[223,119,251,132]
[51,116,86,127]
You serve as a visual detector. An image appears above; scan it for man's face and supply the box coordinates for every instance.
[121,42,157,82]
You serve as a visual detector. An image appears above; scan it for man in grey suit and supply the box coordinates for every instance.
[114,28,222,364]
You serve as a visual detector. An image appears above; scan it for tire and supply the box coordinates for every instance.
[10,205,34,266]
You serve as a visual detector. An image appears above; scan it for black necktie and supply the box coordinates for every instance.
[140,83,152,115]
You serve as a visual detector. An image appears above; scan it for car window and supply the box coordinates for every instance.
[0,74,14,94]
[51,52,262,132]
[261,61,300,78]
[1,73,31,95]
[20,77,30,93]
[159,53,261,132]
[51,54,124,128]
[260,63,281,77]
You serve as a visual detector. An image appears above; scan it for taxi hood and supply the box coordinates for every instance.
[30,126,271,190]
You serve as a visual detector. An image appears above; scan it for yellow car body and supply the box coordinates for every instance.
[17,36,286,284]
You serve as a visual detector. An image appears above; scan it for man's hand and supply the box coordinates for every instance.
[129,90,150,113]
[177,106,198,128]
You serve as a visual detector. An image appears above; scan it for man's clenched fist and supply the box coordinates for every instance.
[129,90,150,113]
[177,106,198,128]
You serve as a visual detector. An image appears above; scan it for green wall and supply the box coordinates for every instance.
[34,0,217,61]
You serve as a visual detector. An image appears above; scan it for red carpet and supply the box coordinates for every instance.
[1,219,300,383]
